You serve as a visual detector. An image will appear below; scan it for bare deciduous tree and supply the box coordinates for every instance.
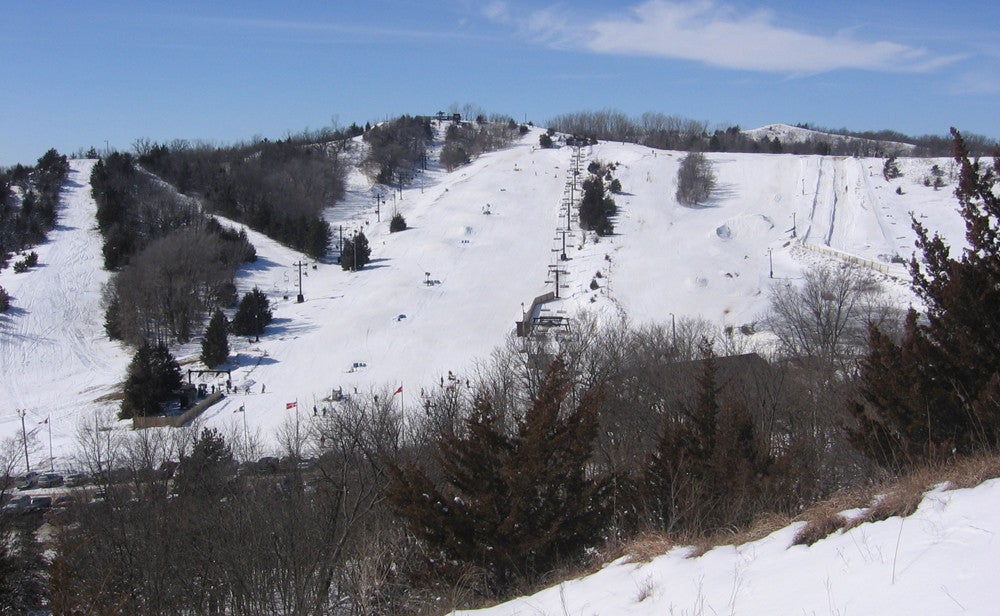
[675,151,715,206]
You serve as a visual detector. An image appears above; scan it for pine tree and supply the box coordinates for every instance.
[849,129,1000,467]
[389,212,407,233]
[201,309,229,368]
[172,428,237,499]
[120,341,183,419]
[340,230,372,271]
[230,287,271,337]
[644,347,787,533]
[0,285,8,313]
[385,357,609,591]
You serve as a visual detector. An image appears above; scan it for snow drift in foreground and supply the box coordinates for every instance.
[456,479,998,616]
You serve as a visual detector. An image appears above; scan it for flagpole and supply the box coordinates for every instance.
[295,398,300,460]
[47,418,53,472]
[242,406,249,461]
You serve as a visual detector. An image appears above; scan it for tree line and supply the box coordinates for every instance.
[0,148,70,315]
[92,154,257,347]
[0,148,69,271]
[136,127,353,260]
[548,109,999,157]
[439,118,527,171]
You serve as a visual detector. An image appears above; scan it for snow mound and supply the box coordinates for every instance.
[457,478,1000,615]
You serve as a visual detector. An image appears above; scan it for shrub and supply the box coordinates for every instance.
[539,133,553,148]
[389,212,407,233]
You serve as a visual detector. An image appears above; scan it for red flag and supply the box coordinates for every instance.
[234,405,245,414]
[393,386,403,395]
[286,401,297,410]
[38,417,48,425]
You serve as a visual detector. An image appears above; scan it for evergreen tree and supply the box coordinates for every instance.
[0,524,46,613]
[385,357,609,592]
[304,216,331,260]
[849,130,1000,467]
[579,176,615,235]
[230,287,272,337]
[0,285,8,313]
[172,428,237,500]
[645,346,788,533]
[201,309,229,368]
[120,341,183,419]
[389,212,407,233]
[340,230,371,271]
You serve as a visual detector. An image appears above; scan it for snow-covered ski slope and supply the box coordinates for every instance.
[0,127,968,460]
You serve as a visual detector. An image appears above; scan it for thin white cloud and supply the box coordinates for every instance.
[951,71,1000,95]
[503,0,961,74]
[198,16,473,43]
[482,1,511,24]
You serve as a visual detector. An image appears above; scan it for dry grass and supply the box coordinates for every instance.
[846,469,933,529]
[715,511,794,550]
[616,531,679,565]
[938,452,1000,490]
[791,501,851,546]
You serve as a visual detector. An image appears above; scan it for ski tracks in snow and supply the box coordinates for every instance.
[0,159,124,414]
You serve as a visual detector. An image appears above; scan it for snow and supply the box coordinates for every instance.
[0,128,967,466]
[743,123,917,154]
[455,479,1000,615]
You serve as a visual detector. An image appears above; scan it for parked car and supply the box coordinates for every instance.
[2,494,32,513]
[16,472,40,490]
[65,472,89,487]
[26,496,52,512]
[37,473,64,488]
[256,456,280,474]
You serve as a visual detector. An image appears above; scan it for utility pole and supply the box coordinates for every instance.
[292,260,306,302]
[768,248,774,279]
[16,409,29,472]
[669,313,676,351]
[547,264,567,299]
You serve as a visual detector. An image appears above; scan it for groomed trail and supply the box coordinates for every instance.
[0,159,131,436]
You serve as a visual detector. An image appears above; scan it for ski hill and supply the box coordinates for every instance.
[0,126,968,463]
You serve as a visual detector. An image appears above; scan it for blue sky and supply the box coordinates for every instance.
[2,0,998,166]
